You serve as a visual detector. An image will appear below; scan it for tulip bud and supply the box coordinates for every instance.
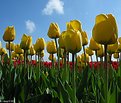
[46,40,57,54]
[85,47,94,56]
[20,34,32,50]
[107,42,118,54]
[81,31,88,46]
[58,31,66,49]
[6,42,15,51]
[92,14,118,45]
[97,45,104,57]
[67,20,82,32]
[40,50,44,58]
[15,44,24,54]
[89,37,101,51]
[34,38,46,53]
[49,54,56,62]
[64,29,82,53]
[81,53,89,62]
[0,48,7,55]
[3,26,16,42]
[12,51,18,59]
[47,23,60,39]
[113,52,119,59]
[30,45,36,56]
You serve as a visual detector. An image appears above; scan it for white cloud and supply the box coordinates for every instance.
[42,0,64,15]
[25,20,36,33]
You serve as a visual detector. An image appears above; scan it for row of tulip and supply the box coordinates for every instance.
[0,13,121,103]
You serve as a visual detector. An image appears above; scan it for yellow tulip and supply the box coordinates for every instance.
[77,55,81,64]
[113,52,119,59]
[6,42,15,51]
[15,44,24,54]
[46,40,57,54]
[47,23,60,39]
[20,34,32,50]
[40,50,44,58]
[19,54,24,60]
[80,53,89,62]
[97,45,104,57]
[34,38,46,53]
[49,54,56,62]
[12,51,18,59]
[58,31,66,49]
[89,37,101,51]
[64,29,82,53]
[81,31,88,46]
[3,26,16,42]
[66,20,82,32]
[30,45,36,56]
[92,14,118,45]
[0,48,7,55]
[107,42,118,54]
[85,47,94,56]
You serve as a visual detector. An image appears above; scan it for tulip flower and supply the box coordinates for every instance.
[58,31,66,49]
[85,47,94,56]
[81,31,88,46]
[64,29,82,54]
[20,34,32,50]
[66,20,82,32]
[15,44,24,55]
[6,42,15,51]
[92,14,118,45]
[12,51,18,59]
[80,53,89,63]
[97,45,104,58]
[85,47,94,62]
[34,38,45,53]
[89,37,101,51]
[46,40,57,54]
[113,52,119,59]
[107,42,118,55]
[3,26,16,42]
[0,48,7,56]
[30,45,36,56]
[47,23,60,39]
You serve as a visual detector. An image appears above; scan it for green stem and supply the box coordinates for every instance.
[24,49,26,68]
[95,50,98,62]
[104,44,108,103]
[83,45,86,66]
[55,38,60,70]
[52,54,54,68]
[38,53,40,69]
[64,49,67,69]
[9,41,11,63]
[72,53,76,103]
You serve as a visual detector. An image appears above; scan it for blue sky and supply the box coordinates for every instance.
[0,0,121,61]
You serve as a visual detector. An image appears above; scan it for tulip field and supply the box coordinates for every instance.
[1,14,121,103]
